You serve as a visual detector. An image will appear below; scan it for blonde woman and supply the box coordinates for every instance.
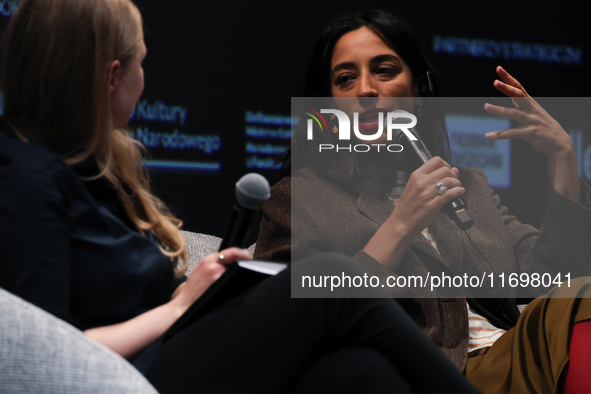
[0,1,482,393]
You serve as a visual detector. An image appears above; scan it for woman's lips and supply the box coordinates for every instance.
[357,108,388,131]
[357,120,383,131]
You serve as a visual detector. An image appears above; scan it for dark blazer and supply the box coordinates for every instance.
[254,166,591,369]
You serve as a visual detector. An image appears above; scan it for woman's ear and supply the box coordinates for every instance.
[109,60,122,94]
[414,75,425,97]
[416,72,435,97]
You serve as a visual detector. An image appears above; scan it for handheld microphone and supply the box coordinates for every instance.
[395,126,474,230]
[164,173,271,339]
[219,173,271,251]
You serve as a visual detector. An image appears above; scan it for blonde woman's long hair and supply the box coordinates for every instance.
[1,0,188,276]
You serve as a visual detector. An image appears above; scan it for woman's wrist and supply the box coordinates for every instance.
[386,210,422,244]
[84,300,188,359]
[363,214,415,270]
[548,139,575,161]
[168,291,191,321]
[548,141,577,179]
[548,141,581,203]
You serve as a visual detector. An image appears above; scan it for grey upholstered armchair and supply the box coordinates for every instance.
[0,286,158,393]
[181,230,256,274]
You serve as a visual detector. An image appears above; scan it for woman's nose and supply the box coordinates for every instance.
[357,72,378,97]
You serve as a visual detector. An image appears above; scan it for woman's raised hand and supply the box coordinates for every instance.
[483,66,581,203]
[171,247,251,315]
[483,66,574,157]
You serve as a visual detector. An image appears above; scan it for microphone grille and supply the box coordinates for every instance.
[235,173,271,210]
[389,110,418,143]
[391,109,413,124]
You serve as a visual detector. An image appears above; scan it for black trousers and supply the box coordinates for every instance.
[147,253,479,394]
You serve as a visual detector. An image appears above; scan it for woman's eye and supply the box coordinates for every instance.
[336,74,355,86]
[376,67,397,76]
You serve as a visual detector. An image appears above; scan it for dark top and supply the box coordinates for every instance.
[0,128,185,370]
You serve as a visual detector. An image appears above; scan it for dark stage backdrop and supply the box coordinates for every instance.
[1,1,590,241]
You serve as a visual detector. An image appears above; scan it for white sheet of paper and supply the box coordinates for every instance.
[237,260,288,276]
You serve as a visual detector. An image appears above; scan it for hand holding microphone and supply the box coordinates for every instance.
[391,111,474,231]
[166,173,272,336]
[361,112,473,270]
[390,156,466,239]
[363,154,467,270]
[172,173,270,314]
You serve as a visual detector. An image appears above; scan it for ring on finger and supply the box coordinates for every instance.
[218,254,225,261]
[436,181,448,195]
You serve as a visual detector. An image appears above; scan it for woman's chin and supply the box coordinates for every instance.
[113,119,129,130]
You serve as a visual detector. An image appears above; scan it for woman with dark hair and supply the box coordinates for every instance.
[279,10,448,179]
[255,10,591,394]
[0,1,481,393]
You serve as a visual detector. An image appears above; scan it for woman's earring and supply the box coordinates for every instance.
[330,114,338,133]
[416,101,423,119]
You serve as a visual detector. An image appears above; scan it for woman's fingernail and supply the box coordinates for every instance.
[485,132,494,139]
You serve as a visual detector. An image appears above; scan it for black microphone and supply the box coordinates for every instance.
[164,173,271,338]
[394,126,474,230]
[219,173,271,251]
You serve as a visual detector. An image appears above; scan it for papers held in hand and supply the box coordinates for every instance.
[164,260,288,339]
[236,260,287,275]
